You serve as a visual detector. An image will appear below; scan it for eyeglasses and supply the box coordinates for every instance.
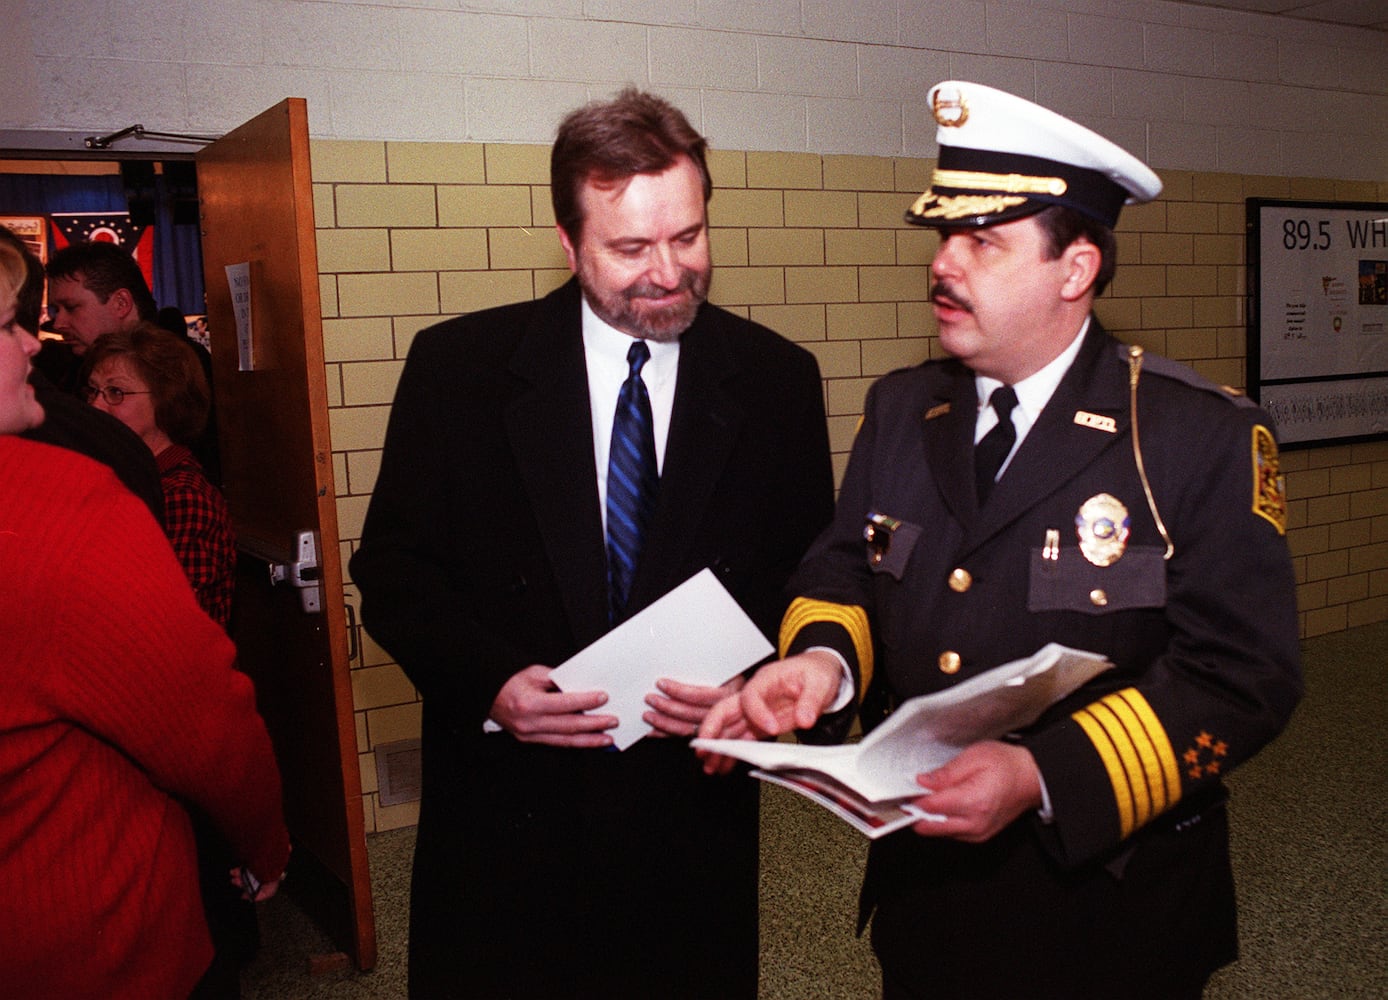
[83,384,152,406]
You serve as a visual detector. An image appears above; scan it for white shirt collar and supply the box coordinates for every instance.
[975,315,1091,427]
[581,295,680,511]
[580,295,679,388]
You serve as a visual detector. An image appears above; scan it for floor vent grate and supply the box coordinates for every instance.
[375,738,422,807]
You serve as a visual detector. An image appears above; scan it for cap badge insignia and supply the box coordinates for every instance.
[932,87,969,127]
[1076,493,1130,567]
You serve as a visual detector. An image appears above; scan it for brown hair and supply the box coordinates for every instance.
[550,87,711,242]
[46,241,158,322]
[81,322,209,444]
[1034,205,1118,298]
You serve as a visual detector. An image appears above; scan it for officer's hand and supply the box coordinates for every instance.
[696,651,842,774]
[489,664,617,748]
[908,740,1043,842]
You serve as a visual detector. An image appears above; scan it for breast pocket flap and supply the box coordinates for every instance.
[1027,545,1166,614]
[864,512,922,581]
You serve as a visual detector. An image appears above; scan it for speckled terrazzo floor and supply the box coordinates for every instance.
[244,621,1388,999]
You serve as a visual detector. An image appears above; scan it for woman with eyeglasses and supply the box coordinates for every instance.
[82,322,235,629]
[0,240,290,998]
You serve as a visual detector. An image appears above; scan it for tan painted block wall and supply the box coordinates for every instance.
[312,139,1388,832]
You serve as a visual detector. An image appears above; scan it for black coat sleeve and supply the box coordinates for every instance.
[350,323,536,729]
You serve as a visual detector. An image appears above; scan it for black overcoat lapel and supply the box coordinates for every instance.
[503,282,610,648]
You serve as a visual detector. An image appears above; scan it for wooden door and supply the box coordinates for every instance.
[196,99,376,970]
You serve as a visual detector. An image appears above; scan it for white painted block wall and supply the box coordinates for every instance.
[7,0,1387,179]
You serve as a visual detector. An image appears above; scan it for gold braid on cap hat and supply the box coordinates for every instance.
[909,192,1028,220]
[932,168,1068,197]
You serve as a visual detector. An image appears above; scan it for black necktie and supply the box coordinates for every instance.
[606,341,658,621]
[975,385,1018,504]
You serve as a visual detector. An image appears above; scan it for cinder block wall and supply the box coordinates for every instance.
[312,139,1388,833]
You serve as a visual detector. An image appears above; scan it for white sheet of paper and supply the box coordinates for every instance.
[549,568,773,750]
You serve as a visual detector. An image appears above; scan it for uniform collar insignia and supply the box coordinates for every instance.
[1074,410,1117,433]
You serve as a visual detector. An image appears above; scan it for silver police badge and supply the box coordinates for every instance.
[1075,493,1130,567]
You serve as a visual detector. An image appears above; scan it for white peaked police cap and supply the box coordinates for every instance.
[906,80,1163,230]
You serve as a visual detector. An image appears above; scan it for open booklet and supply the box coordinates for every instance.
[692,643,1112,838]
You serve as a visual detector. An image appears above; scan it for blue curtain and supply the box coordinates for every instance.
[0,169,206,315]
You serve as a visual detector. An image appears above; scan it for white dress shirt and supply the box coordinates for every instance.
[973,317,1090,481]
[581,296,680,534]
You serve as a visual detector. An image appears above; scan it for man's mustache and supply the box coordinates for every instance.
[930,280,973,313]
[626,270,703,302]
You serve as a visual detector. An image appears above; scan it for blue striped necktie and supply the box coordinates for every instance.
[606,340,658,621]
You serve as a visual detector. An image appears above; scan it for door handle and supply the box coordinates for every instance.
[266,529,323,614]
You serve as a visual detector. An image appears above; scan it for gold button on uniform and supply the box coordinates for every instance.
[948,568,972,592]
[1090,589,1108,607]
[938,651,961,674]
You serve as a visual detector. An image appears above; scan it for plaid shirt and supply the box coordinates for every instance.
[157,445,236,630]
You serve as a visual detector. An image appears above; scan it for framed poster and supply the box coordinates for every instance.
[0,215,47,263]
[1247,198,1388,447]
[1,216,50,323]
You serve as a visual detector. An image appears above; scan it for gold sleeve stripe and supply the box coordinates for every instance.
[1072,688,1181,839]
[1115,688,1183,807]
[779,597,874,695]
[1091,700,1153,830]
[1073,710,1135,837]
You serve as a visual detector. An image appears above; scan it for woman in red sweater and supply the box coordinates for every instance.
[0,242,291,998]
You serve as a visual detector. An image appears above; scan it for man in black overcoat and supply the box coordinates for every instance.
[699,80,1303,1000]
[351,88,834,999]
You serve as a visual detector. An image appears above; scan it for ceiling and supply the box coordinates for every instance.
[1188,0,1388,30]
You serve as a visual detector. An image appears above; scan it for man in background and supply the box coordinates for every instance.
[48,240,220,481]
[0,226,162,523]
[700,80,1302,1000]
[46,239,158,357]
[351,88,834,999]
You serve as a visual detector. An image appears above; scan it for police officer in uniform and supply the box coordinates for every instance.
[698,81,1303,1000]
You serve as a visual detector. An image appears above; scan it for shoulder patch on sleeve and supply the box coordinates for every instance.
[1252,425,1287,535]
[1121,345,1256,408]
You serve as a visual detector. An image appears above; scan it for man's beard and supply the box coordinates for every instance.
[578,263,711,343]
